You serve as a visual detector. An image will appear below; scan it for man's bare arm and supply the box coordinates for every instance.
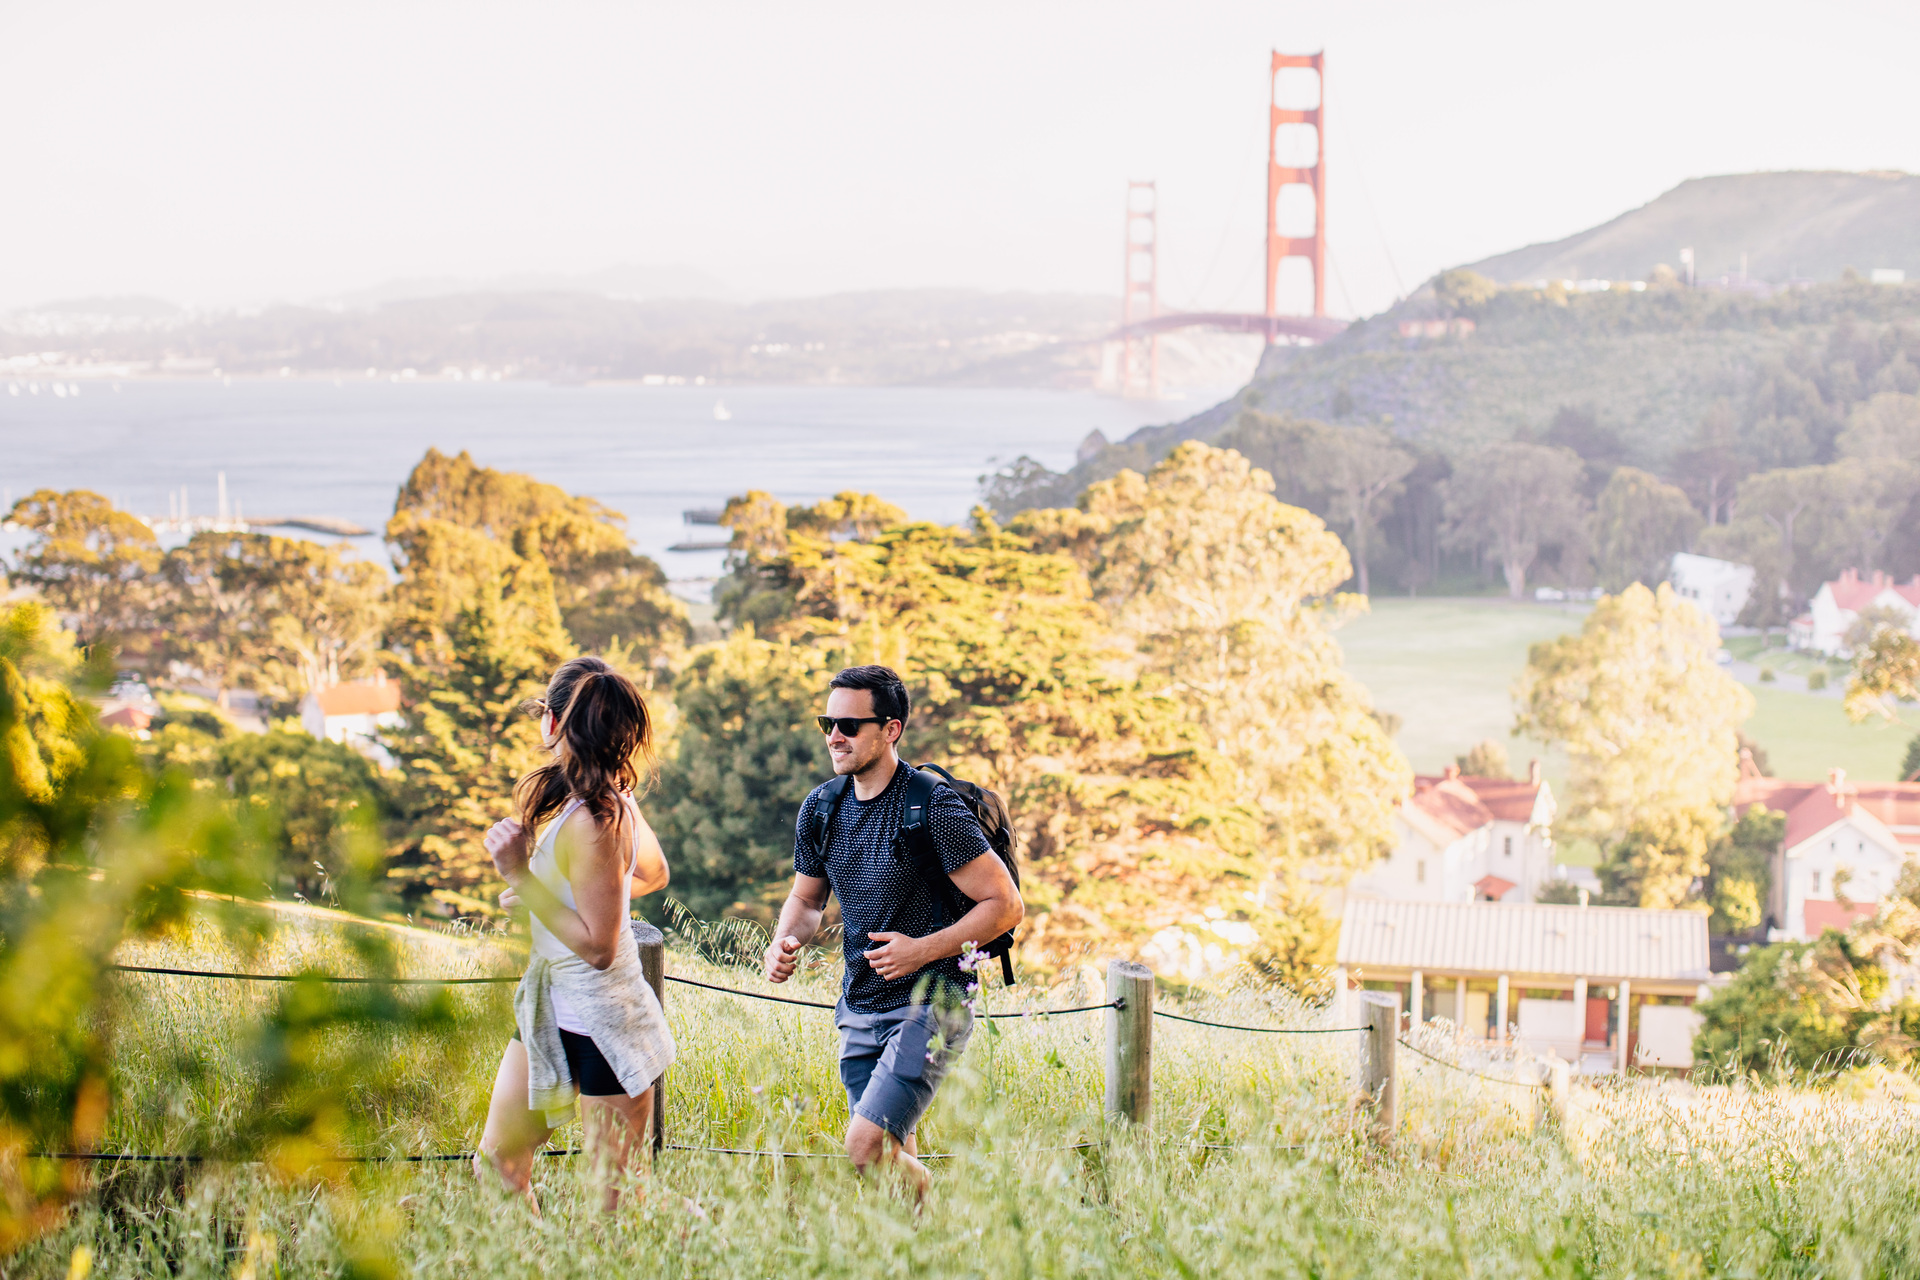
[862,852,1024,982]
[764,873,830,983]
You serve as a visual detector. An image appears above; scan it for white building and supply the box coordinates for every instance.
[1734,764,1920,940]
[1669,553,1754,629]
[1349,763,1556,905]
[300,674,403,766]
[1790,568,1920,657]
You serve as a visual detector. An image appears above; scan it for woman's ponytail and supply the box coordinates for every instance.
[514,656,655,849]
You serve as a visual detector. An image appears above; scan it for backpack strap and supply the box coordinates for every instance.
[899,765,1022,987]
[901,767,940,837]
[810,774,853,859]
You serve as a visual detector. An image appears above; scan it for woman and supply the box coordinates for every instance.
[474,655,676,1214]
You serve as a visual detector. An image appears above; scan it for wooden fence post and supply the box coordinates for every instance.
[1104,959,1155,1126]
[632,920,667,1153]
[1359,990,1399,1143]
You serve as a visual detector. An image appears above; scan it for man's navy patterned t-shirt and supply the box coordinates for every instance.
[793,760,992,1014]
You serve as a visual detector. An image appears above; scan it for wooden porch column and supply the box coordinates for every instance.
[1454,977,1468,1039]
[1617,979,1631,1073]
[1409,970,1424,1029]
[1495,974,1510,1043]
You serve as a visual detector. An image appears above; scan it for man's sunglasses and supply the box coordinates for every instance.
[816,715,889,736]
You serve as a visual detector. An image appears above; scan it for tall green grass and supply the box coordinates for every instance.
[19,910,1920,1278]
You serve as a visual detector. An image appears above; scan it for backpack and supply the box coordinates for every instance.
[809,763,1021,985]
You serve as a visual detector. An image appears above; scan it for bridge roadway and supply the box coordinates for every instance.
[1102,311,1349,344]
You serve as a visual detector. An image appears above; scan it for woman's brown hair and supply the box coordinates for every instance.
[514,656,655,849]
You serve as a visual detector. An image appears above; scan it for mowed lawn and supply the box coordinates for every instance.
[1335,597,1586,777]
[1747,686,1911,782]
[1335,597,1915,784]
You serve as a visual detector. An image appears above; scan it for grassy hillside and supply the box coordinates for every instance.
[1466,171,1920,286]
[23,911,1920,1277]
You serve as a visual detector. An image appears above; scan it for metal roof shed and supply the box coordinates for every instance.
[1334,899,1715,1073]
[1336,899,1712,987]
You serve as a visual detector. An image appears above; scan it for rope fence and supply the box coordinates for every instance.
[34,1141,1111,1165]
[1153,1009,1367,1035]
[108,963,1121,1019]
[96,941,1571,1160]
[108,963,516,985]
[664,972,1120,1020]
[1395,1037,1546,1091]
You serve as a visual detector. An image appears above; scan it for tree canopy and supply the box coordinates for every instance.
[5,489,160,644]
[689,444,1408,983]
[1443,442,1589,598]
[1515,583,1753,869]
[386,448,687,667]
[1594,467,1701,592]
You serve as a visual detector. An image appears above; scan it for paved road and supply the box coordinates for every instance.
[1721,656,1842,699]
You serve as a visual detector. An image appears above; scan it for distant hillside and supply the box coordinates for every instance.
[989,277,1920,515]
[0,287,1258,390]
[1465,171,1920,285]
[1214,286,1835,461]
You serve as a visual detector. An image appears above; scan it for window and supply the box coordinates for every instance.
[1811,870,1822,895]
[1416,860,1426,884]
[1504,836,1514,858]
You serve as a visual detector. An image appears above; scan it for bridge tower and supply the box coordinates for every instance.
[1266,50,1326,338]
[1119,179,1159,398]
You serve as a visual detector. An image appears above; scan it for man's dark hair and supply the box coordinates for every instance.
[830,664,910,727]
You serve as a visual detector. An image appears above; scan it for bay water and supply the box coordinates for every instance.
[0,379,1208,592]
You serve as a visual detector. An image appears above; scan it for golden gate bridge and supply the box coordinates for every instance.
[1112,51,1343,398]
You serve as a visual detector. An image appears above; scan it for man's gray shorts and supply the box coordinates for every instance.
[835,998,973,1140]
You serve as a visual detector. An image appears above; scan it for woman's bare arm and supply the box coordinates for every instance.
[630,809,669,897]
[491,810,629,970]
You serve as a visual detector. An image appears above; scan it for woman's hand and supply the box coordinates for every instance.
[498,885,524,912]
[485,817,532,883]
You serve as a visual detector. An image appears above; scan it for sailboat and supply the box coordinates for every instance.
[712,400,731,422]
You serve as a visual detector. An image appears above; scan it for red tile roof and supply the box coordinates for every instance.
[1803,900,1880,935]
[101,705,152,732]
[1734,768,1920,852]
[1824,568,1920,612]
[310,678,401,717]
[1459,777,1544,823]
[1403,775,1494,844]
[1475,874,1516,900]
[1402,767,1546,845]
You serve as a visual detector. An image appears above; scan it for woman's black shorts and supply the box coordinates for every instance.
[509,1028,629,1097]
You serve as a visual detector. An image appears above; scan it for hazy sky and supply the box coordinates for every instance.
[5,1,1918,319]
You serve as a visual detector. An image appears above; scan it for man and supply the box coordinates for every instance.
[763,664,1023,1199]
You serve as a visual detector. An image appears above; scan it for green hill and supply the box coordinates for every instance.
[1465,171,1920,286]
[983,182,1920,601]
[1007,275,1920,497]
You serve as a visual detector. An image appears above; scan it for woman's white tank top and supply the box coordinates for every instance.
[528,794,642,1033]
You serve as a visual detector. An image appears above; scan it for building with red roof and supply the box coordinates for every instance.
[1791,568,1920,657]
[1350,761,1558,906]
[1733,756,1920,940]
[299,673,403,766]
